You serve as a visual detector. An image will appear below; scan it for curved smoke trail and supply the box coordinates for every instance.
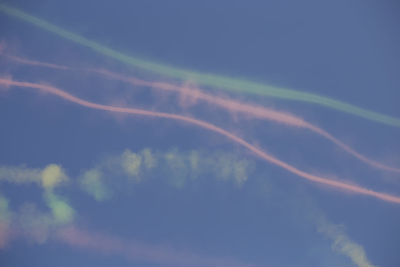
[92,69,400,174]
[0,4,399,127]
[1,77,399,204]
[3,55,399,173]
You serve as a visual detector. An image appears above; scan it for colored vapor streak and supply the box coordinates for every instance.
[56,226,255,267]
[1,4,400,127]
[3,54,399,174]
[1,77,400,204]
[0,222,254,266]
[92,69,400,174]
[5,55,70,70]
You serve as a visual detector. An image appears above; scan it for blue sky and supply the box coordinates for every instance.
[0,1,399,266]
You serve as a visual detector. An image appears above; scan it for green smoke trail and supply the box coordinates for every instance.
[79,169,111,201]
[44,192,75,224]
[1,4,399,127]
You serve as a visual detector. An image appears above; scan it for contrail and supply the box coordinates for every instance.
[3,55,399,174]
[1,77,399,204]
[4,55,70,70]
[92,69,400,174]
[56,226,257,267]
[2,213,256,266]
[1,4,399,127]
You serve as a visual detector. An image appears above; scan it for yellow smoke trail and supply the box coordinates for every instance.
[0,164,67,189]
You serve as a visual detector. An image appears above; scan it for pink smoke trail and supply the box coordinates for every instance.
[0,42,5,54]
[3,55,70,70]
[0,222,255,266]
[0,222,11,249]
[92,69,400,174]
[56,226,256,267]
[3,54,399,174]
[1,77,399,204]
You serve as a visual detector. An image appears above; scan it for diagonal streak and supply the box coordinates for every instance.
[1,77,399,204]
[1,3,399,127]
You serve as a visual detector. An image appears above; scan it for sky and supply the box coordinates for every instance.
[0,1,399,266]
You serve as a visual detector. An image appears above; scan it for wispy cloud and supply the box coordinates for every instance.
[0,153,379,266]
[44,192,75,224]
[317,217,377,267]
[41,164,68,190]
[0,190,257,266]
[79,169,111,201]
[0,165,42,185]
[77,148,254,201]
[1,197,74,246]
[0,164,68,190]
